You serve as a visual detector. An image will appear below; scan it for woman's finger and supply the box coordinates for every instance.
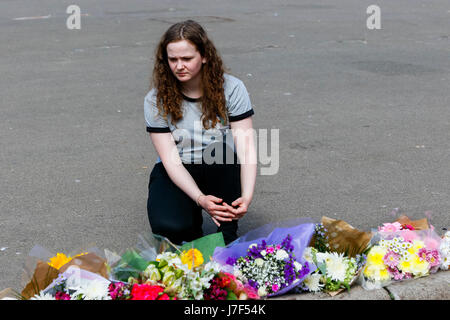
[222,202,238,215]
[211,216,220,227]
[231,197,245,207]
[210,210,234,219]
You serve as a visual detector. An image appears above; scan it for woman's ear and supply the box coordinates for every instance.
[202,57,207,64]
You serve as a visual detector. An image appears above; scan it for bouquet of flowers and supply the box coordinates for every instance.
[18,245,110,300]
[362,218,442,290]
[212,218,316,297]
[299,222,368,295]
[300,247,367,293]
[30,266,113,300]
[108,232,258,300]
[226,234,311,297]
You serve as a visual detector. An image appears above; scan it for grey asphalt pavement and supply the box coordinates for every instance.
[1,0,449,294]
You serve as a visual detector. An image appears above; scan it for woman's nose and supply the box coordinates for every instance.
[177,61,185,70]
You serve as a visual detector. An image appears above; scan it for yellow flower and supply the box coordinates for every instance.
[398,255,412,273]
[407,240,425,255]
[410,255,429,276]
[48,253,72,270]
[378,268,390,281]
[366,246,387,269]
[180,249,204,269]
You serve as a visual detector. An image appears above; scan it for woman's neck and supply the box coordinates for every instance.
[181,74,203,98]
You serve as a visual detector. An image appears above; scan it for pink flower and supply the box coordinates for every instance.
[383,251,400,268]
[379,222,402,233]
[271,284,279,292]
[243,284,260,300]
[266,247,274,254]
[130,283,165,300]
[276,245,281,250]
[55,291,71,300]
[418,248,428,261]
[426,249,440,267]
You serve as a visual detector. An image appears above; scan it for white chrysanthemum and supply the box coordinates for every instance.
[73,279,111,300]
[440,257,449,270]
[30,292,56,300]
[303,273,323,292]
[326,253,348,282]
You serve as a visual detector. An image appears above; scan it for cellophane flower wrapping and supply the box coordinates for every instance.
[361,226,443,290]
[212,218,317,297]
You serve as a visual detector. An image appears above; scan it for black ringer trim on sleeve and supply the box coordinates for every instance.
[228,109,254,122]
[146,126,171,133]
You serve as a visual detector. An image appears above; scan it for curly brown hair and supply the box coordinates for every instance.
[151,20,229,130]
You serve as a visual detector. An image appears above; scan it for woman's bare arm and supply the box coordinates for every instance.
[230,116,257,218]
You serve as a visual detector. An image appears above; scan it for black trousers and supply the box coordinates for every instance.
[147,160,241,245]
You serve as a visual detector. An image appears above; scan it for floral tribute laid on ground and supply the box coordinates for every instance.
[0,212,448,300]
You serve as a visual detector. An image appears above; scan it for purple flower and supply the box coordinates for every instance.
[226,257,237,266]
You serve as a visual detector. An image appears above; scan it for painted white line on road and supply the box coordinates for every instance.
[13,13,89,21]
[13,15,51,21]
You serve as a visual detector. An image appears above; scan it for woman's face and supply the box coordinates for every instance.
[166,40,206,84]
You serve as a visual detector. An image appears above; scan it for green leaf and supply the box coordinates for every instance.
[317,262,327,275]
[227,291,238,300]
[180,232,226,263]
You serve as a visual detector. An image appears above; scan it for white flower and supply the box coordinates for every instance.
[73,279,111,300]
[257,286,268,297]
[326,252,348,282]
[293,261,303,272]
[275,249,289,261]
[303,273,323,292]
[29,292,56,300]
[315,252,329,264]
[261,250,267,257]
[204,261,223,273]
[440,257,449,270]
[255,258,264,267]
[302,247,314,262]
[248,243,258,250]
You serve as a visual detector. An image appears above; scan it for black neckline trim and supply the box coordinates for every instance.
[182,93,202,103]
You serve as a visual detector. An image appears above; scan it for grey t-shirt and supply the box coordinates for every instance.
[144,73,254,164]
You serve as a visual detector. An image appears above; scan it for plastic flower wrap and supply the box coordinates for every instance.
[362,219,443,290]
[212,218,316,297]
